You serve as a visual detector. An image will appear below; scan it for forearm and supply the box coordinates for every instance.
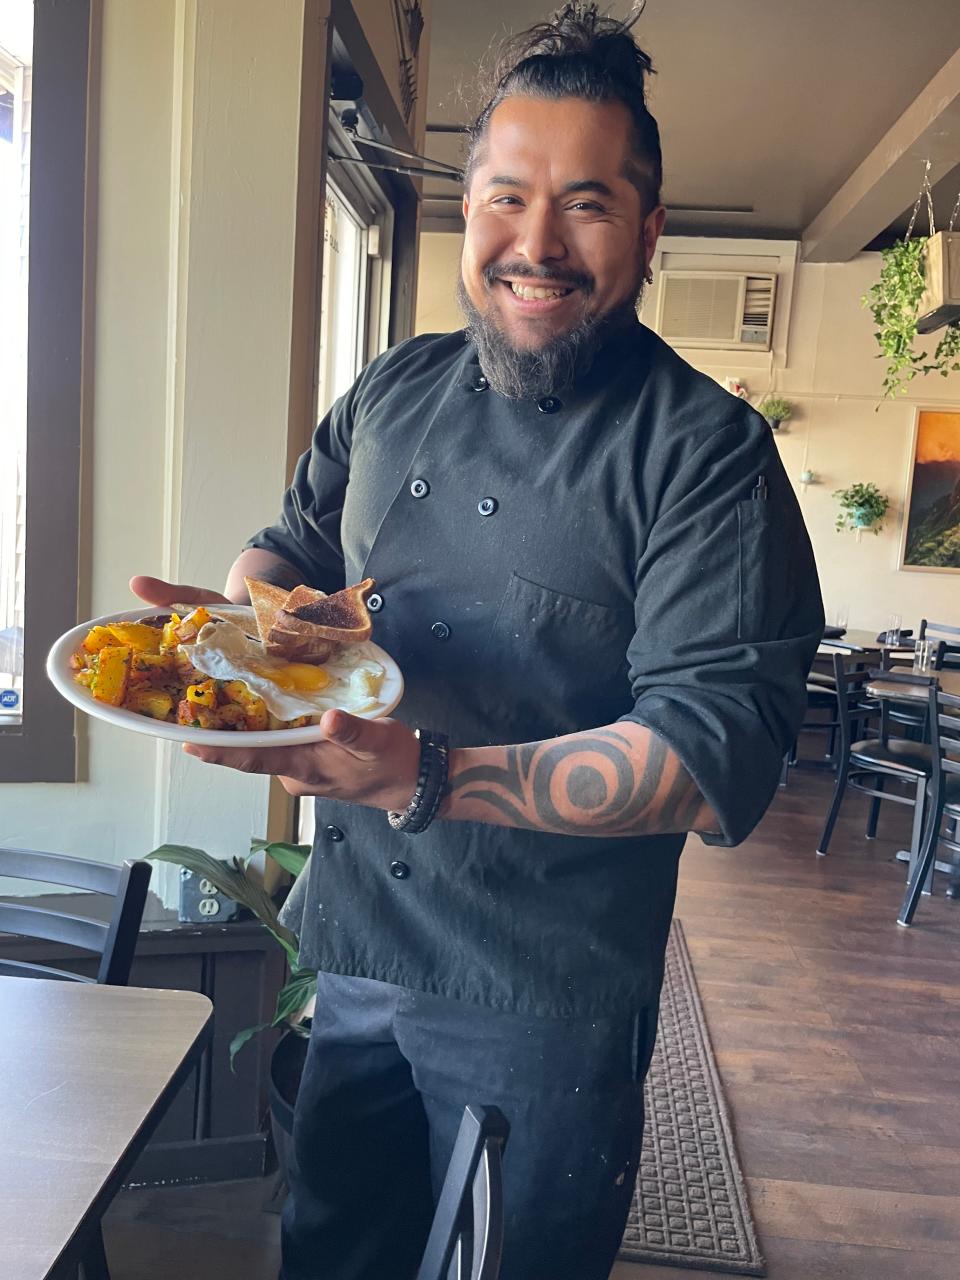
[440,720,718,838]
[223,549,304,603]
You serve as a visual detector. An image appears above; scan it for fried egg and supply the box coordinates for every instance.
[188,621,385,721]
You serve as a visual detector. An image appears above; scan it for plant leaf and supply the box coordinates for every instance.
[146,844,300,963]
[273,968,318,1026]
[247,839,311,878]
[229,1022,270,1072]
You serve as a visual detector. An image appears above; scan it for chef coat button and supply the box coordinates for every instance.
[324,825,344,842]
[470,374,488,392]
[367,593,383,612]
[389,860,410,880]
[478,497,498,517]
[431,621,451,641]
[537,396,561,414]
[410,477,430,499]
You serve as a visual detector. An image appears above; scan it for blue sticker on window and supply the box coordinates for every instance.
[0,689,20,709]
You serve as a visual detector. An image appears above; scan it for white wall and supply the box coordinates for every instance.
[415,231,960,633]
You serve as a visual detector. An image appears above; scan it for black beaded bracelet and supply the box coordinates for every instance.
[387,729,449,834]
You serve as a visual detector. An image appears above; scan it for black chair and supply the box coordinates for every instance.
[816,657,935,859]
[0,847,151,984]
[898,687,960,926]
[417,1106,510,1280]
[0,848,151,1280]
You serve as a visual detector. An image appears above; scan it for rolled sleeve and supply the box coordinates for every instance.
[244,387,356,592]
[619,414,823,845]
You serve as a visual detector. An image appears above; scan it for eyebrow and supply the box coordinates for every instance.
[482,176,616,199]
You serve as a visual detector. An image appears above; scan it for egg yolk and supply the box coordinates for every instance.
[249,661,330,692]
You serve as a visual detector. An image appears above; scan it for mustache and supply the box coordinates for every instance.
[482,262,594,293]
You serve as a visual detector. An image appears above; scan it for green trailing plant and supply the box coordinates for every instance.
[146,839,315,1066]
[833,481,889,535]
[863,237,960,400]
[757,395,794,424]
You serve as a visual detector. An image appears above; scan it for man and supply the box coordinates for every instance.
[134,6,823,1277]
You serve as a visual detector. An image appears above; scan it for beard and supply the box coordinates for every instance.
[457,262,645,400]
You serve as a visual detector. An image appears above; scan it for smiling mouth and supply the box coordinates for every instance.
[498,279,577,301]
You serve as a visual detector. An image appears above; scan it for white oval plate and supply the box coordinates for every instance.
[46,606,404,747]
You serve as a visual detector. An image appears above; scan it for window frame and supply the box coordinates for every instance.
[0,0,92,782]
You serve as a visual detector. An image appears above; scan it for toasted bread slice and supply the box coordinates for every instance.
[264,578,377,663]
[245,578,298,646]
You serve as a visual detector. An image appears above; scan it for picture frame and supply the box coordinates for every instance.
[898,406,960,574]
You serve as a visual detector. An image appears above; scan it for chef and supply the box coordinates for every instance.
[133,6,823,1278]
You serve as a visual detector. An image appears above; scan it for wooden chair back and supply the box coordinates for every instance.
[918,619,960,669]
[416,1105,510,1280]
[0,848,151,985]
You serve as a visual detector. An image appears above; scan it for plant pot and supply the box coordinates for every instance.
[269,1028,308,1189]
[764,415,781,431]
[917,230,960,334]
[851,508,875,529]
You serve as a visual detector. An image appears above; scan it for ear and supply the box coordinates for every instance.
[462,192,470,221]
[642,204,666,272]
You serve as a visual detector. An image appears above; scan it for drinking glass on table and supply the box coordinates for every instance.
[831,605,849,630]
[887,613,902,645]
[913,639,937,672]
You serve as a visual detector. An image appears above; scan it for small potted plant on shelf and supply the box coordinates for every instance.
[757,395,794,430]
[833,482,889,536]
[146,839,314,1185]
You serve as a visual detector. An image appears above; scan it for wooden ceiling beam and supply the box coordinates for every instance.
[801,47,960,262]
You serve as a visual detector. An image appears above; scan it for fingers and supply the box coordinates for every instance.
[129,575,229,607]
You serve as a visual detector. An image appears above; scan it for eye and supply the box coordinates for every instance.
[568,201,605,213]
[490,195,523,206]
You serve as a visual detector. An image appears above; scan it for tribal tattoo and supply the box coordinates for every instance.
[442,723,714,837]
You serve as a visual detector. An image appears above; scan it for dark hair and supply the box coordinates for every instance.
[465,3,662,209]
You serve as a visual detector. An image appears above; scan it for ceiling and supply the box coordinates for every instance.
[419,0,960,247]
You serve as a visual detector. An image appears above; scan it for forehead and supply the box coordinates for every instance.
[474,95,635,186]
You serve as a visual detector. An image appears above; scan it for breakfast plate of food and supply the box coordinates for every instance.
[46,577,403,746]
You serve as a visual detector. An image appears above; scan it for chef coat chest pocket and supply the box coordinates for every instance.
[737,501,787,642]
[488,572,634,735]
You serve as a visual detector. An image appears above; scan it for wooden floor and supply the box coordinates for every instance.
[106,760,960,1279]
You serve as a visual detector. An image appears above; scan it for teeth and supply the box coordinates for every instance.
[510,283,568,300]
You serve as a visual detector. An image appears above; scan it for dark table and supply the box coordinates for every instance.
[0,977,212,1278]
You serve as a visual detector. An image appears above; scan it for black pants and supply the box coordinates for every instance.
[281,973,653,1280]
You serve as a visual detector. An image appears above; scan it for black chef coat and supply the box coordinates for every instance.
[248,317,823,1018]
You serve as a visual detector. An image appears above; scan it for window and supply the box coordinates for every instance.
[0,0,89,782]
[297,117,395,846]
[0,4,31,727]
[315,116,394,419]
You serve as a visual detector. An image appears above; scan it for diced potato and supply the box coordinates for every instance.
[106,622,162,653]
[174,650,205,684]
[221,679,269,731]
[217,704,247,730]
[186,680,218,707]
[91,645,131,706]
[177,700,223,730]
[268,712,309,730]
[75,669,95,688]
[130,652,176,683]
[82,625,116,654]
[160,613,182,651]
[175,607,212,643]
[125,688,174,720]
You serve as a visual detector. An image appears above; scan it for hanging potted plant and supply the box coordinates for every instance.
[757,395,794,431]
[146,839,314,1187]
[863,166,960,398]
[833,482,889,536]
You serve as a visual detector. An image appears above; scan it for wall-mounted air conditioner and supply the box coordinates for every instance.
[654,270,777,351]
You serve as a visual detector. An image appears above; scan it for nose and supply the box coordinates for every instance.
[512,201,567,267]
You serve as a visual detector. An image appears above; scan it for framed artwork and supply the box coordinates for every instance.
[899,408,960,573]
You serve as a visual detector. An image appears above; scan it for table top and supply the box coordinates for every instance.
[0,977,212,1279]
[866,669,960,702]
[818,628,912,655]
